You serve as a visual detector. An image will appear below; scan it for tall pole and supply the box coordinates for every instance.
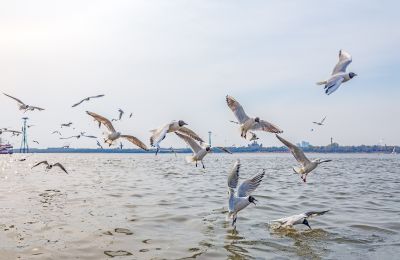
[208,131,212,146]
[20,117,29,153]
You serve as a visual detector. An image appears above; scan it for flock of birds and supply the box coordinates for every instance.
[1,49,357,231]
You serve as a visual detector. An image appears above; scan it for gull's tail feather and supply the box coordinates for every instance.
[316,80,327,85]
[185,156,195,163]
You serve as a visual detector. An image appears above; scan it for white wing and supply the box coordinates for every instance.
[86,111,116,133]
[332,50,352,75]
[227,160,240,189]
[226,95,250,124]
[324,76,344,95]
[276,135,310,166]
[175,132,202,154]
[237,170,265,197]
[252,120,283,133]
[150,124,169,147]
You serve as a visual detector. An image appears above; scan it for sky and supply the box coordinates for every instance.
[1,0,399,149]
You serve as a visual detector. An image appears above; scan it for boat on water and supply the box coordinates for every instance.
[0,139,13,154]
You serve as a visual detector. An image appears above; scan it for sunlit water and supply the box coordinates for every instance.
[1,153,399,259]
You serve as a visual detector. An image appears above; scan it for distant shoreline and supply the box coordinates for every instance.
[9,145,399,154]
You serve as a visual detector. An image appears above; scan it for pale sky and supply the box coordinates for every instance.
[1,0,399,149]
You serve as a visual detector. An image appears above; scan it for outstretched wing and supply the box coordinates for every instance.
[304,210,329,218]
[29,106,45,111]
[324,76,344,95]
[89,94,104,99]
[175,132,202,153]
[332,49,352,75]
[226,95,250,124]
[3,93,25,105]
[120,135,148,151]
[237,169,265,197]
[86,111,116,133]
[177,126,204,142]
[227,160,240,189]
[276,134,310,166]
[320,116,326,124]
[71,98,86,107]
[214,146,232,154]
[253,120,283,133]
[32,161,49,169]
[53,163,68,174]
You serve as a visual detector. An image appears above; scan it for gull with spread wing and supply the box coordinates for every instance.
[313,116,326,126]
[317,50,357,95]
[32,161,68,174]
[3,93,44,112]
[72,94,105,107]
[276,134,331,182]
[226,95,282,139]
[86,111,148,150]
[150,120,204,155]
[272,210,329,229]
[175,132,231,169]
[227,160,265,229]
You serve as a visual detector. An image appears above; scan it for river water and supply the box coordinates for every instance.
[1,153,399,259]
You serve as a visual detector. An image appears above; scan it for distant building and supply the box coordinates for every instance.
[297,141,311,148]
[247,141,263,149]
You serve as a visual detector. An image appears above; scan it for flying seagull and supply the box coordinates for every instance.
[3,93,44,112]
[227,160,265,229]
[32,161,68,174]
[129,113,133,118]
[33,140,39,144]
[276,134,332,182]
[229,120,259,141]
[317,50,357,95]
[80,132,97,138]
[61,122,73,128]
[226,95,282,139]
[175,132,231,169]
[60,135,81,140]
[86,111,148,150]
[96,140,103,149]
[118,109,124,120]
[313,116,326,126]
[272,210,329,229]
[150,120,204,155]
[71,94,105,107]
[52,130,62,136]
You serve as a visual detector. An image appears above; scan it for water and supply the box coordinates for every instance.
[1,153,400,259]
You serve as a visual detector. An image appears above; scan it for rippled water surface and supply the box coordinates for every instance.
[1,153,400,259]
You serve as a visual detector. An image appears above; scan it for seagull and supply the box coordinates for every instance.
[313,116,326,126]
[61,122,73,128]
[276,134,331,182]
[52,130,62,136]
[96,140,103,149]
[32,161,68,174]
[3,93,45,112]
[229,120,259,141]
[86,111,148,150]
[227,160,265,229]
[150,120,204,155]
[118,109,124,120]
[272,210,329,229]
[226,95,282,139]
[71,94,105,107]
[60,135,81,140]
[80,132,97,138]
[27,125,35,128]
[317,50,357,95]
[129,113,133,118]
[175,133,231,169]
[33,140,39,144]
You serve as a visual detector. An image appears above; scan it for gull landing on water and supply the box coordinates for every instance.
[226,95,282,139]
[150,120,204,155]
[86,111,148,150]
[276,135,331,183]
[272,210,329,229]
[317,50,357,95]
[227,160,265,230]
[3,93,45,112]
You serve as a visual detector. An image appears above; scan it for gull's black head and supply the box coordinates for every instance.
[255,117,260,123]
[349,72,357,78]
[178,120,187,127]
[303,218,311,229]
[248,196,258,205]
[205,146,211,152]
